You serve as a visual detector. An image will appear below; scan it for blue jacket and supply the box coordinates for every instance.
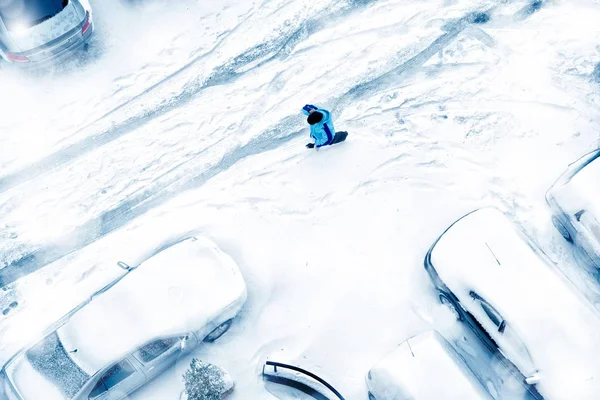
[302,104,335,148]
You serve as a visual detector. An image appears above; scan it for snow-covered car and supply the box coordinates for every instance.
[365,330,491,400]
[262,361,345,400]
[0,237,246,400]
[424,207,600,398]
[0,0,93,65]
[546,148,600,267]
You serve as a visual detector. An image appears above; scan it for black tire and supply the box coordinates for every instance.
[551,216,573,242]
[204,319,233,342]
[439,292,462,321]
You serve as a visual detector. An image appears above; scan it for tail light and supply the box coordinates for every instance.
[81,11,91,34]
[6,52,29,63]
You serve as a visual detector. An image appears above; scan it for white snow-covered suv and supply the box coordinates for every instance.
[0,0,93,65]
[424,208,600,398]
[546,148,600,267]
[0,237,246,400]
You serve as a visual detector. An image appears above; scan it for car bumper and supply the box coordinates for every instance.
[3,21,94,68]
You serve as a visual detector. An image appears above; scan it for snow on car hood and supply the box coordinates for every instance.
[367,330,491,400]
[5,355,70,400]
[55,237,246,375]
[8,3,82,52]
[430,208,600,398]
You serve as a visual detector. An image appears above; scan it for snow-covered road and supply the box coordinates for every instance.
[2,0,600,398]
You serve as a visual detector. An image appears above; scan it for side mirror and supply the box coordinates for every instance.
[180,335,189,350]
[117,261,133,271]
[525,371,541,385]
[498,320,506,334]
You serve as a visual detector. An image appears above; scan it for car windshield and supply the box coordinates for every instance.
[24,332,90,399]
[0,0,68,31]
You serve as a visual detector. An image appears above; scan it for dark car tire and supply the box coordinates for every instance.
[439,292,462,321]
[552,216,573,242]
[368,392,376,400]
[204,319,233,342]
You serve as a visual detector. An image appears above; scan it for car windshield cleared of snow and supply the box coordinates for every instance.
[0,0,68,31]
[24,332,90,399]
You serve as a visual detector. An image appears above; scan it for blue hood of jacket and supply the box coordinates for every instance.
[302,104,335,147]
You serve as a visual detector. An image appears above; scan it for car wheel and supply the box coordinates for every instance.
[204,319,233,342]
[551,216,572,242]
[439,292,462,321]
[368,392,376,400]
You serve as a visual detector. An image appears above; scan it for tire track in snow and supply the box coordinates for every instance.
[333,6,499,113]
[0,0,377,195]
[0,2,499,289]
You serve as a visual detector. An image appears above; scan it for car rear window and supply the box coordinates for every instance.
[0,0,68,31]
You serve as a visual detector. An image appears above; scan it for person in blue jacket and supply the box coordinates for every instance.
[302,104,342,149]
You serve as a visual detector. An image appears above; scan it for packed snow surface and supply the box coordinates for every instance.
[2,0,600,399]
[366,330,491,399]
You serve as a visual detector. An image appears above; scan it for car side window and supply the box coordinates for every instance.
[469,291,506,332]
[480,302,502,327]
[134,337,180,364]
[89,360,136,398]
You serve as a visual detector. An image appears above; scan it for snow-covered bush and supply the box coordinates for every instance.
[182,359,226,400]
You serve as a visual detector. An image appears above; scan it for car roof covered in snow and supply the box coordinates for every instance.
[366,330,491,400]
[429,208,600,397]
[51,237,246,375]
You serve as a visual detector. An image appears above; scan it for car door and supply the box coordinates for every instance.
[468,291,538,380]
[86,358,145,400]
[132,334,197,381]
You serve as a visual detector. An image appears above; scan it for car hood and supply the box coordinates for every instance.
[8,2,83,52]
[55,237,246,375]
